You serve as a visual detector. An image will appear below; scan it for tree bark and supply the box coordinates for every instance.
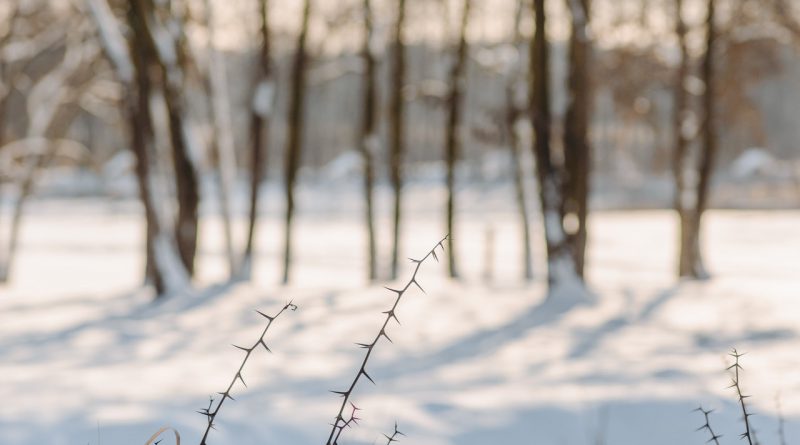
[443,0,471,279]
[281,0,311,284]
[243,0,274,279]
[672,0,695,278]
[133,0,200,277]
[359,0,378,281]
[507,0,533,281]
[562,0,592,278]
[389,0,407,280]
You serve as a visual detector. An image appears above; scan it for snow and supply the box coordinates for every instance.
[1,187,799,445]
[252,79,275,118]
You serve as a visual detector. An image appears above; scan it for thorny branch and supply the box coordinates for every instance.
[198,301,297,445]
[383,422,405,444]
[325,235,448,445]
[694,406,722,445]
[728,349,754,445]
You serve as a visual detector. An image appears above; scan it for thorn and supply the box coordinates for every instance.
[383,309,400,324]
[361,369,376,384]
[260,339,272,353]
[356,342,373,349]
[379,328,393,343]
[383,286,402,295]
[408,257,421,263]
[412,278,426,294]
[330,390,349,397]
[236,372,247,388]
[431,250,438,262]
[255,310,274,320]
[233,344,250,353]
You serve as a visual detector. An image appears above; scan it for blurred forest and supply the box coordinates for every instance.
[0,0,799,291]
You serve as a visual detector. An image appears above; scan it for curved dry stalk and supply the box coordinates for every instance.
[198,301,297,445]
[325,235,448,445]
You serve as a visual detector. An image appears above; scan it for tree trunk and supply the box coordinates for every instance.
[507,0,534,281]
[443,0,471,279]
[134,0,200,277]
[562,0,592,278]
[243,0,274,279]
[691,0,717,279]
[388,0,407,280]
[672,0,695,278]
[281,0,311,284]
[359,0,378,281]
[530,0,570,288]
[204,0,238,279]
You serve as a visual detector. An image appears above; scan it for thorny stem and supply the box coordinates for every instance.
[198,301,297,445]
[331,402,361,445]
[728,349,754,445]
[383,422,405,444]
[694,406,722,445]
[324,235,448,445]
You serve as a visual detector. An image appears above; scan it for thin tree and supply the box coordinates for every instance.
[530,0,568,288]
[134,0,201,276]
[203,0,239,278]
[359,0,379,281]
[561,0,592,278]
[443,0,472,279]
[281,0,312,284]
[88,0,189,295]
[388,0,407,280]
[672,0,695,277]
[693,0,717,278]
[506,0,534,280]
[242,0,275,278]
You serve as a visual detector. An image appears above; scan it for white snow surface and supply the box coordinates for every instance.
[1,190,799,445]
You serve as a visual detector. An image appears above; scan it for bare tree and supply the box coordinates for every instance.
[506,0,534,281]
[529,0,593,290]
[359,0,379,281]
[88,0,189,295]
[562,0,592,278]
[443,0,472,279]
[202,0,239,279]
[242,0,275,279]
[672,0,717,279]
[282,0,312,284]
[133,0,201,277]
[388,0,407,280]
[672,0,697,278]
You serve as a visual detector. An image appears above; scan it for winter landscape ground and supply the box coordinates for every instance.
[1,183,798,445]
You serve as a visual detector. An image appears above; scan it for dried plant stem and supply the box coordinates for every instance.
[198,301,297,445]
[325,235,448,445]
[728,349,754,445]
[694,406,722,445]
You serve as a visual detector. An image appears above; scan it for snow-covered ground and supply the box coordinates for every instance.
[1,189,799,445]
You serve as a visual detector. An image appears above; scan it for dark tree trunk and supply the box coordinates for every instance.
[359,0,378,281]
[281,0,311,284]
[388,0,407,280]
[672,0,695,278]
[530,0,565,288]
[562,0,592,278]
[443,0,471,279]
[692,0,718,278]
[243,0,274,278]
[133,0,199,277]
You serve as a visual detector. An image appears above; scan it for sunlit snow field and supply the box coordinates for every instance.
[1,184,798,445]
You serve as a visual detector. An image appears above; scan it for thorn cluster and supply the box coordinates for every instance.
[694,406,722,445]
[727,349,754,445]
[330,402,362,445]
[383,422,405,444]
[198,301,297,445]
[324,235,448,445]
